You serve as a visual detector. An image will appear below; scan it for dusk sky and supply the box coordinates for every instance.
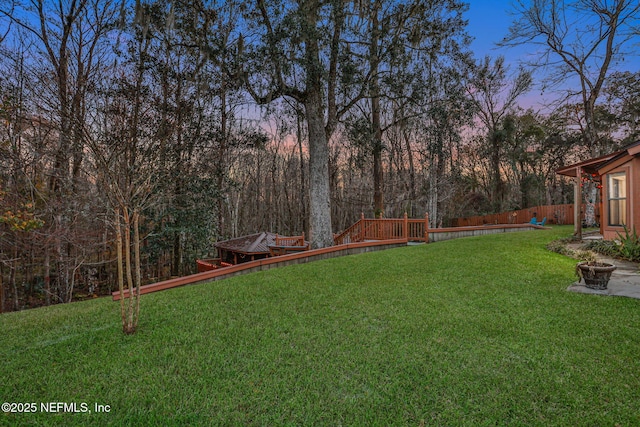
[467,0,514,59]
[465,1,544,107]
[465,0,640,110]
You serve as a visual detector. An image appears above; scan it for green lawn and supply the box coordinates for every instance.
[2,226,640,426]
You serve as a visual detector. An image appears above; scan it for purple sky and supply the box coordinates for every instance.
[466,1,546,109]
[466,1,548,109]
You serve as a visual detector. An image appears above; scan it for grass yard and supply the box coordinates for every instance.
[2,226,640,426]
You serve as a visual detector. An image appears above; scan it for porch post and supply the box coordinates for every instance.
[574,166,582,239]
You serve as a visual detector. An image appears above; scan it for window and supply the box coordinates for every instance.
[608,172,627,226]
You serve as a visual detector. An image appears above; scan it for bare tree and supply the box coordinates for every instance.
[503,0,639,154]
[466,56,532,212]
[1,0,119,302]
[502,0,640,227]
[242,0,375,248]
[605,71,640,144]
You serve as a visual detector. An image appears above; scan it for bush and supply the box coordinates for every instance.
[616,227,640,262]
[584,240,619,257]
[584,228,640,262]
[546,240,573,256]
[546,239,595,262]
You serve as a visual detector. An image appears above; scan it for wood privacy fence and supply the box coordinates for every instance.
[450,204,598,227]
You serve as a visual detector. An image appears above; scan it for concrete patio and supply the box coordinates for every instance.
[567,240,640,299]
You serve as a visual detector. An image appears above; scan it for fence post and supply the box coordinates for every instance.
[424,213,429,243]
[360,212,365,241]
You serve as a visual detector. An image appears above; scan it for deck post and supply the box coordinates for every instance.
[424,212,429,243]
[403,212,408,241]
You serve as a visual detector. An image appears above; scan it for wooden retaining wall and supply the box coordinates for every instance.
[428,224,547,243]
[112,219,550,300]
[112,239,408,300]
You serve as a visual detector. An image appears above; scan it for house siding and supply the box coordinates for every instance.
[633,157,640,234]
[602,161,635,240]
[558,141,640,241]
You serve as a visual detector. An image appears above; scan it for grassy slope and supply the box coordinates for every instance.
[2,226,640,426]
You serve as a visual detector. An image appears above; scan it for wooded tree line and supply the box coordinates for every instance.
[1,0,638,313]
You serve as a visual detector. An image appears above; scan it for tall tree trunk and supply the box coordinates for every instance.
[55,214,66,303]
[133,210,141,327]
[490,132,504,212]
[370,0,384,217]
[172,232,181,277]
[372,120,383,217]
[0,264,4,313]
[44,251,51,306]
[124,208,135,334]
[436,143,446,226]
[402,123,417,216]
[427,167,438,228]
[297,109,308,236]
[305,91,333,248]
[116,207,126,332]
[11,248,18,311]
[217,82,228,239]
[304,2,333,249]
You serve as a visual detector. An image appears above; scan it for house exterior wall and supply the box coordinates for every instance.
[633,157,640,235]
[601,159,636,240]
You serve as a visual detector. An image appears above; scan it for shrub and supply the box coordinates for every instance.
[546,240,572,256]
[584,228,640,262]
[584,240,619,257]
[616,227,640,262]
[546,239,595,261]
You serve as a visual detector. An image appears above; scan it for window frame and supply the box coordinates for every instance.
[607,171,627,227]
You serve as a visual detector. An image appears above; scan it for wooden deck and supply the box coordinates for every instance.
[333,213,429,245]
[269,233,309,256]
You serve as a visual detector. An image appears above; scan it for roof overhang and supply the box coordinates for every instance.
[556,152,621,177]
[597,141,640,175]
[557,141,640,178]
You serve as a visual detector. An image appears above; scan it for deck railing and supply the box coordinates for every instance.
[333,212,550,246]
[334,213,429,245]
